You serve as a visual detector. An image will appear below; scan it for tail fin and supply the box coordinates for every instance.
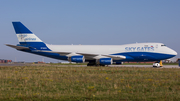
[12,22,43,44]
[12,22,50,51]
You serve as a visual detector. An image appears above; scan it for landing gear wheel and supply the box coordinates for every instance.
[100,64,105,66]
[87,63,95,66]
[87,63,105,67]
[153,63,161,68]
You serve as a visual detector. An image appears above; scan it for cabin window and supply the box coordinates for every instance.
[161,45,166,46]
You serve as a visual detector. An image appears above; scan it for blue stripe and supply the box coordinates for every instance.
[12,22,32,34]
[19,50,176,62]
[112,52,176,62]
[21,50,68,60]
[18,42,51,51]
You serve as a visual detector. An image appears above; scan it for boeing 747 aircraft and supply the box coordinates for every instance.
[6,22,177,66]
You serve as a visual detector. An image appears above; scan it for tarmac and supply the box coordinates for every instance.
[109,65,179,68]
[0,63,179,68]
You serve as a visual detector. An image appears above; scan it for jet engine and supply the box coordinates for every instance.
[98,58,113,65]
[68,55,85,63]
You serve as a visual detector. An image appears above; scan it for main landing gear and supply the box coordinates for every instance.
[87,61,105,67]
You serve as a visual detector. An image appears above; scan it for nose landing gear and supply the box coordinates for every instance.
[153,60,163,67]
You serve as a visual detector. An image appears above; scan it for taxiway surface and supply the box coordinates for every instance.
[0,63,179,68]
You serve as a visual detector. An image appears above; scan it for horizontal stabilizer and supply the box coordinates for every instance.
[6,44,30,50]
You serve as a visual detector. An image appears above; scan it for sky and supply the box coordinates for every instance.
[0,0,180,62]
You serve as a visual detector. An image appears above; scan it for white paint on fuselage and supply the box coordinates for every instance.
[46,43,177,55]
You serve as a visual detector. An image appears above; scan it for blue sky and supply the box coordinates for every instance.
[0,0,180,62]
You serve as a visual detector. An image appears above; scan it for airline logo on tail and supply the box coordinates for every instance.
[19,34,27,40]
[18,34,36,41]
[17,34,40,42]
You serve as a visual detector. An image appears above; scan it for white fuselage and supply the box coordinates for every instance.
[46,43,177,56]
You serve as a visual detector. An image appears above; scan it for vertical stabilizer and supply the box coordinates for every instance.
[12,22,50,51]
[12,22,42,44]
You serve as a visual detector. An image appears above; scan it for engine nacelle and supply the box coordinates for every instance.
[68,55,85,63]
[99,58,113,65]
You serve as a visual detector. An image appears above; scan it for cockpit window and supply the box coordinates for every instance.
[161,45,166,46]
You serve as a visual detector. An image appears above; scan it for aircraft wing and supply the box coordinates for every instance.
[101,54,126,60]
[6,44,30,50]
[77,52,126,60]
[41,51,126,60]
[5,45,126,60]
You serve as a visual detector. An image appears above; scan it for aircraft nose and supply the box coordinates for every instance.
[171,49,177,56]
